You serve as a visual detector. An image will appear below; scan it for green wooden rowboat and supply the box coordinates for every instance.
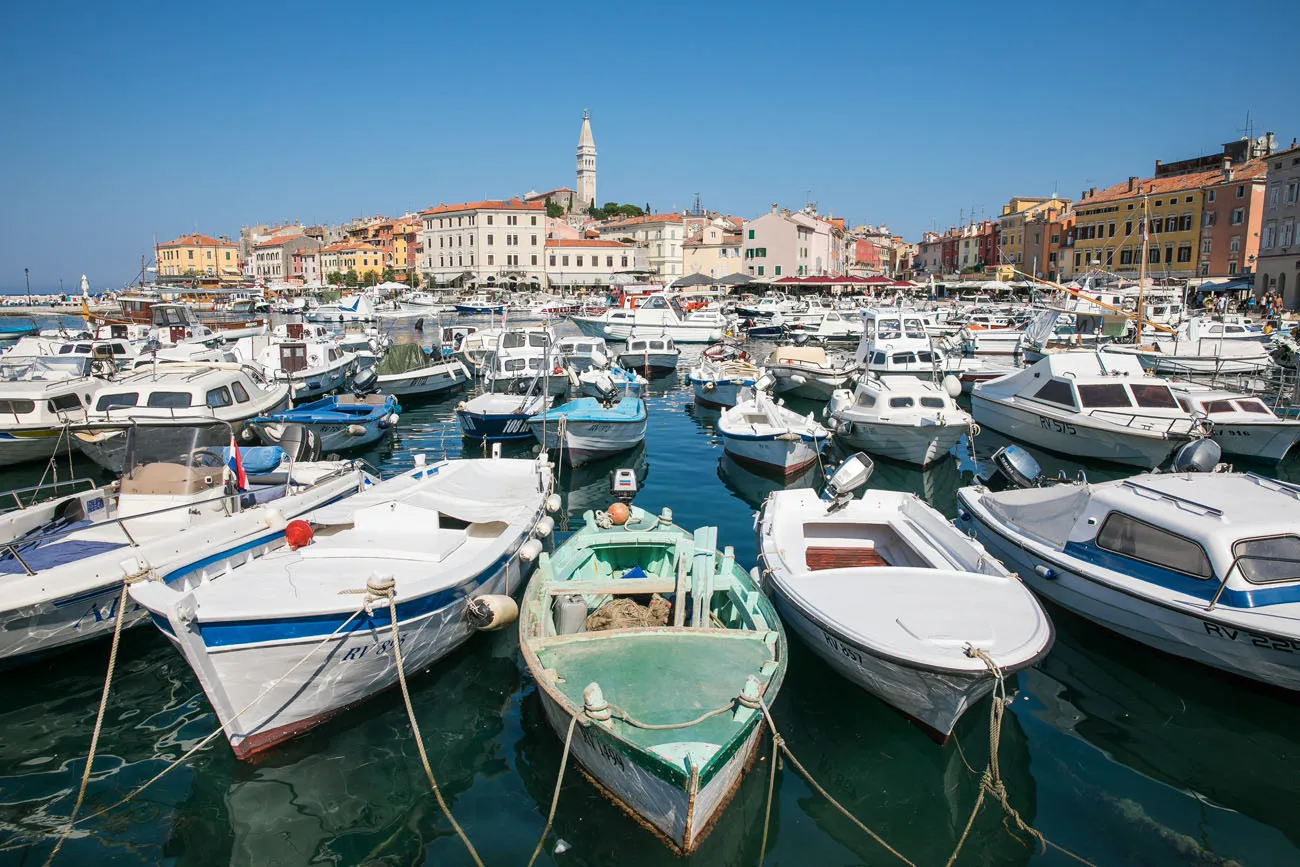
[519,504,787,854]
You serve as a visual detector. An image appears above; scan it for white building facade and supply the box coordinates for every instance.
[545,239,643,288]
[596,214,685,283]
[419,198,547,288]
[683,224,744,279]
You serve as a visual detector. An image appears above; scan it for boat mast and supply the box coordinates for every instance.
[1136,195,1149,344]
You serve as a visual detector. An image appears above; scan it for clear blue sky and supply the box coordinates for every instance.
[2,1,1297,291]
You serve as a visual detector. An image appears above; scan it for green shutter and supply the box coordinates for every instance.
[758,266,764,276]
[775,265,781,275]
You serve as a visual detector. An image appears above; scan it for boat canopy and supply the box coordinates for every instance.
[980,484,1092,549]
[376,343,429,376]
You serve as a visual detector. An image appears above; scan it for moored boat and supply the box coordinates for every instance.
[518,500,786,853]
[757,454,1053,740]
[528,396,647,465]
[249,393,401,452]
[131,453,554,758]
[717,386,828,476]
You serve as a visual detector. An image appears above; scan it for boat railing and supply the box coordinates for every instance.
[1120,479,1224,517]
[1207,552,1300,611]
[1086,409,1201,435]
[0,488,249,577]
[0,477,100,513]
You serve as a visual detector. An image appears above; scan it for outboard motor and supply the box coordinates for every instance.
[609,468,638,503]
[1172,438,1222,474]
[821,452,874,513]
[987,445,1044,491]
[277,423,322,463]
[351,366,379,394]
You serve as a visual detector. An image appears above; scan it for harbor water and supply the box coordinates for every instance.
[1,318,1299,867]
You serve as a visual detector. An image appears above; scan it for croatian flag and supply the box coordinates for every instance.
[228,435,247,490]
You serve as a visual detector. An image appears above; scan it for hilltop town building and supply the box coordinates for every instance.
[156,233,240,282]
[418,198,547,288]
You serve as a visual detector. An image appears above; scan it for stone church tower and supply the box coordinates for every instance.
[576,110,596,210]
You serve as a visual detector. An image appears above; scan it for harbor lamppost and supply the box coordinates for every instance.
[24,268,30,306]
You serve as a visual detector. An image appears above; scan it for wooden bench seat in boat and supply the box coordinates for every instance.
[805,546,890,571]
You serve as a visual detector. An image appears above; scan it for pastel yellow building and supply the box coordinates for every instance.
[157,233,240,281]
[997,197,1070,272]
[1073,176,1205,278]
[321,243,386,279]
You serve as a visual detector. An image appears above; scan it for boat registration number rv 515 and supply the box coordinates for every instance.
[1039,416,1077,435]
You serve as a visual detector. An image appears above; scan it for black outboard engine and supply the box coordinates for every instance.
[1172,438,1221,473]
[278,423,322,463]
[987,445,1044,491]
[351,366,379,394]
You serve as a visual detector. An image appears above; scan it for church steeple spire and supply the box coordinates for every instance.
[576,110,596,209]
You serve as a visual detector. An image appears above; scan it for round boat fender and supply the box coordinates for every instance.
[789,374,807,385]
[466,595,519,631]
[703,381,716,391]
[346,424,367,437]
[518,538,544,562]
[533,515,555,538]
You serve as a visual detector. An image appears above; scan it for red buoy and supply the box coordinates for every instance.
[285,520,314,550]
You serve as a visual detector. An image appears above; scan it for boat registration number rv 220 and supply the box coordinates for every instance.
[1039,416,1077,435]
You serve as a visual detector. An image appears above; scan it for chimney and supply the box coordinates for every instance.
[1089,187,1097,197]
[1267,131,1276,153]
[1222,155,1232,181]
[1154,159,1162,174]
[771,203,778,214]
[1128,176,1137,192]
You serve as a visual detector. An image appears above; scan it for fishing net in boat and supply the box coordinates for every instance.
[585,594,671,631]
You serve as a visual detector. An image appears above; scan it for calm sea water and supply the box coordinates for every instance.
[1,318,1298,867]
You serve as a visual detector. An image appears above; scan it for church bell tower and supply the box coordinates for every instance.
[576,110,597,210]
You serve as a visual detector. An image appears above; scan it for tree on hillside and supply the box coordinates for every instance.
[545,197,565,219]
[326,271,343,286]
[343,269,359,287]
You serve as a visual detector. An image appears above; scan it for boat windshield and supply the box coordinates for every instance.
[902,318,927,338]
[122,421,234,481]
[0,355,91,382]
[669,296,687,319]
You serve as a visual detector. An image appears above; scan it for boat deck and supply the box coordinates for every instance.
[537,631,773,768]
[805,546,890,571]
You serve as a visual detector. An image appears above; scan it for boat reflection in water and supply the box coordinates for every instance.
[1028,607,1300,855]
[217,631,522,867]
[558,441,649,520]
[717,452,820,511]
[762,638,1039,866]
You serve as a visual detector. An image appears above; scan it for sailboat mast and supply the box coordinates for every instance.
[1136,195,1149,344]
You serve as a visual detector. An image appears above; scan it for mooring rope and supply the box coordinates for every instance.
[363,575,485,867]
[526,713,578,867]
[42,568,147,865]
[5,597,372,859]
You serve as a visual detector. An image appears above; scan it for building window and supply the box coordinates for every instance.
[1120,250,1133,265]
[487,254,494,265]
[1230,208,1244,225]
[531,235,537,246]
[1177,245,1192,263]
[562,256,569,266]
[606,256,613,267]
[775,265,782,275]
[487,216,493,225]
[531,254,537,266]
[1264,223,1277,248]
[1282,220,1295,248]
[621,256,628,267]
[549,255,556,266]
[1179,214,1193,231]
[1203,211,1217,227]
[486,234,493,245]
[1208,190,1216,202]
[1270,185,1281,206]
[576,256,584,266]
[1229,261,1238,275]
[757,266,764,276]
[1199,263,1209,276]
[1201,239,1212,255]
[531,216,538,225]
[1164,245,1174,264]
[748,230,755,239]
[1230,236,1241,253]
[1237,185,1245,198]
[1164,216,1177,233]
[1124,221,1132,236]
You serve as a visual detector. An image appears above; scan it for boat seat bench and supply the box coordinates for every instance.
[805,546,890,571]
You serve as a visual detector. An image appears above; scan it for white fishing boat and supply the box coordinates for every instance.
[457,391,553,442]
[758,454,1053,740]
[558,335,612,373]
[236,330,357,401]
[0,422,365,667]
[1170,385,1300,464]
[528,396,647,465]
[825,374,971,467]
[688,350,760,409]
[854,308,960,380]
[0,356,104,467]
[717,386,828,476]
[308,294,378,323]
[764,344,855,400]
[956,442,1300,692]
[971,350,1207,468]
[73,364,292,473]
[130,453,554,758]
[373,343,470,398]
[618,335,681,377]
[399,290,457,313]
[1102,317,1274,376]
[571,294,731,343]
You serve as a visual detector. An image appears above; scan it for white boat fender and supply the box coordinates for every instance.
[943,374,963,398]
[519,538,544,562]
[533,515,555,537]
[545,493,562,513]
[789,374,807,385]
[466,594,518,631]
[346,424,367,437]
[1034,564,1057,580]
[703,381,716,391]
[263,507,287,531]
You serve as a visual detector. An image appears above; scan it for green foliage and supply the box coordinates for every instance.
[409,271,422,288]
[363,271,378,287]
[343,269,359,287]
[381,267,396,282]
[588,202,646,221]
[545,197,565,219]
[326,271,344,286]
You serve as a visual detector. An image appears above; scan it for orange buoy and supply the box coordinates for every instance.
[285,520,314,550]
[606,502,630,525]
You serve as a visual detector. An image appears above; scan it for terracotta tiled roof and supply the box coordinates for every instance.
[545,238,631,248]
[420,198,543,215]
[1080,161,1267,205]
[254,233,305,248]
[602,213,684,228]
[159,233,232,248]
